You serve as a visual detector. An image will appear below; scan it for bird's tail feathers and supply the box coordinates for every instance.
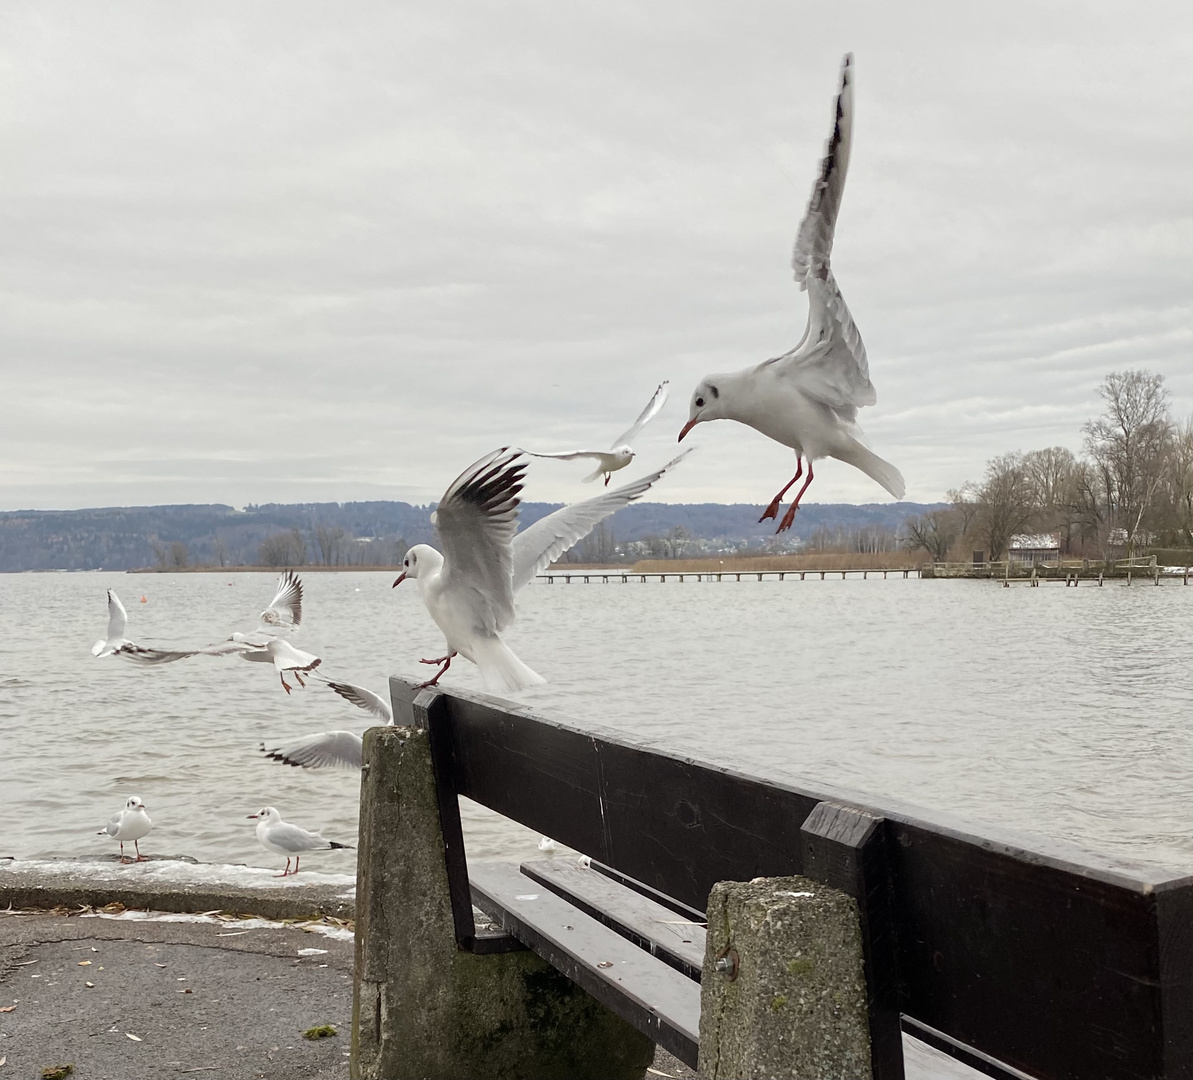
[581,467,601,483]
[327,840,354,850]
[472,636,546,692]
[840,440,906,500]
[92,640,107,657]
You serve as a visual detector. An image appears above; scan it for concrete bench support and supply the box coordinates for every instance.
[697,875,873,1080]
[351,720,654,1080]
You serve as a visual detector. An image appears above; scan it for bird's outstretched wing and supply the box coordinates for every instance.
[259,570,302,630]
[611,381,669,448]
[434,448,525,633]
[113,644,202,665]
[323,680,392,723]
[260,731,364,770]
[525,450,609,463]
[510,449,690,593]
[768,53,874,416]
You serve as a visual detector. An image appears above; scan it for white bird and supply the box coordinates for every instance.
[394,447,689,692]
[679,54,904,533]
[91,589,199,665]
[247,806,352,877]
[206,571,321,693]
[98,795,152,863]
[259,680,393,770]
[528,381,669,485]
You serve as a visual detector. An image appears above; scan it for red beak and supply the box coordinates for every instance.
[392,572,407,587]
[678,418,698,442]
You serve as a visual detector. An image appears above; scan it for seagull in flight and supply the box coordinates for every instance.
[91,589,200,665]
[207,571,322,694]
[529,381,669,485]
[260,679,393,770]
[678,54,904,533]
[248,806,353,877]
[394,447,688,692]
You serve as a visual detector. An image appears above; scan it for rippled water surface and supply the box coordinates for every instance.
[1,570,1190,875]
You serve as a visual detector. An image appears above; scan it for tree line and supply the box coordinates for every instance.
[904,370,1192,562]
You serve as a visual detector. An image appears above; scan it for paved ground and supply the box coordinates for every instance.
[1,910,700,1080]
[0,911,353,1080]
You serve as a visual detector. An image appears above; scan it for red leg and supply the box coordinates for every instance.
[280,673,292,695]
[274,857,292,878]
[119,841,131,864]
[759,459,803,522]
[419,652,456,665]
[293,856,301,875]
[135,840,148,862]
[777,460,815,533]
[415,654,453,689]
[293,670,307,688]
[604,474,611,487]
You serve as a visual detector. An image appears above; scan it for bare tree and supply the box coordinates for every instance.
[314,524,347,566]
[258,527,307,567]
[903,508,958,561]
[947,484,981,540]
[168,541,189,569]
[213,536,228,567]
[1083,370,1172,557]
[975,452,1038,561]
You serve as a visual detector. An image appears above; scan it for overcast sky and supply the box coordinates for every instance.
[2,2,1190,512]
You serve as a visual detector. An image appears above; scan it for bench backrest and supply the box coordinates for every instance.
[390,676,1192,1080]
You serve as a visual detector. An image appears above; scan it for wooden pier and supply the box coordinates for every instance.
[538,567,920,584]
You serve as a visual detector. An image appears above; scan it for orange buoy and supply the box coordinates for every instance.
[140,596,147,603]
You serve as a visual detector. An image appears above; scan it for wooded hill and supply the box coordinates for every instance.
[0,499,938,572]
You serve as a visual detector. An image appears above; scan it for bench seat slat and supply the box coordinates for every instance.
[521,857,706,981]
[469,861,701,1068]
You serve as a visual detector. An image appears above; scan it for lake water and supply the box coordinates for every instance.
[0,570,1189,878]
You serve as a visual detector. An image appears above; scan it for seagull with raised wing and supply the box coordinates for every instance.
[98,795,152,863]
[678,55,904,533]
[394,447,689,691]
[248,806,353,876]
[260,680,393,770]
[207,571,321,693]
[529,381,669,485]
[91,589,200,665]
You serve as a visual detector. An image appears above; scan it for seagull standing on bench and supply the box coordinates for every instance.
[678,54,904,533]
[394,447,689,692]
[528,381,669,486]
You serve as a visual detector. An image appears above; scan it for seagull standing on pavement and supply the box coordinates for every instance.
[248,806,353,877]
[98,795,153,863]
[678,54,904,533]
[528,381,669,486]
[394,447,688,692]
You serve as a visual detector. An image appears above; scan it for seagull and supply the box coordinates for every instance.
[247,806,353,876]
[206,571,321,693]
[259,680,393,770]
[528,381,669,485]
[98,795,152,863]
[91,589,200,665]
[394,447,689,691]
[678,54,904,533]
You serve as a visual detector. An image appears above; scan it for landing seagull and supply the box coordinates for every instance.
[248,806,353,877]
[678,54,904,533]
[529,381,669,485]
[91,589,200,665]
[395,447,689,692]
[207,571,322,694]
[98,795,152,863]
[259,679,393,770]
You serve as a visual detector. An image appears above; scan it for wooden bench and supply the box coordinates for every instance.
[363,677,1192,1080]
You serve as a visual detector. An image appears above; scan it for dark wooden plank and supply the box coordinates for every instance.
[469,861,701,1068]
[801,801,903,1080]
[520,857,706,980]
[588,860,709,924]
[412,688,476,950]
[1153,876,1193,1078]
[389,677,1188,1079]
